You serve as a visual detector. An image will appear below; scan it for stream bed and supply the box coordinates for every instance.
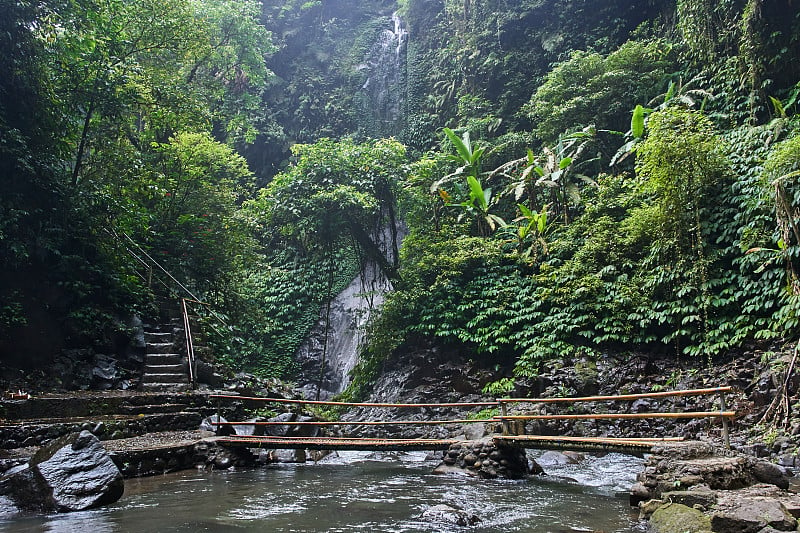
[0,451,645,532]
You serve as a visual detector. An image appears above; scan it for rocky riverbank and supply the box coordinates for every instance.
[633,441,800,532]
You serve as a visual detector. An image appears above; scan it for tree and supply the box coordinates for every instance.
[524,39,674,147]
[256,138,409,284]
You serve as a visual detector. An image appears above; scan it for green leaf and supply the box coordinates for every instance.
[631,104,646,139]
[443,127,472,164]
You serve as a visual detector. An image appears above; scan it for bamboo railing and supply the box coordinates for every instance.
[210,386,736,449]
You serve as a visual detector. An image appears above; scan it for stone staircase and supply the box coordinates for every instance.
[0,392,214,452]
[141,324,190,392]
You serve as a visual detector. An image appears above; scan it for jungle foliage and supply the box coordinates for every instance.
[347,0,800,395]
[4,0,800,390]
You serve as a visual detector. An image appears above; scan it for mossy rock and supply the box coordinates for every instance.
[650,503,712,533]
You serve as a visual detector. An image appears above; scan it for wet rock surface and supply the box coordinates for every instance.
[342,346,498,439]
[421,504,480,526]
[632,442,791,504]
[711,494,797,533]
[635,443,800,532]
[0,431,123,514]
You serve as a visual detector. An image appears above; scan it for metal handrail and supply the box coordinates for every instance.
[105,228,231,389]
[181,298,197,388]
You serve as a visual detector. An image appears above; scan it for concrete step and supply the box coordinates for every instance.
[142,373,187,384]
[141,383,191,393]
[117,403,188,415]
[0,392,212,420]
[146,342,178,354]
[145,354,184,365]
[144,363,187,374]
[144,331,172,343]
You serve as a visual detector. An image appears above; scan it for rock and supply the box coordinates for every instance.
[462,423,486,440]
[232,419,259,437]
[777,493,800,518]
[200,415,228,434]
[432,464,476,476]
[649,503,712,533]
[92,354,118,387]
[752,460,790,490]
[195,361,224,388]
[661,488,717,510]
[287,416,321,438]
[263,412,296,437]
[639,499,664,519]
[421,504,479,526]
[712,495,797,533]
[562,451,585,463]
[631,482,653,506]
[268,449,307,463]
[435,439,529,479]
[0,431,123,513]
[537,451,575,466]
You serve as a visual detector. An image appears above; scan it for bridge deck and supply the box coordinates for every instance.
[493,435,675,454]
[216,435,680,454]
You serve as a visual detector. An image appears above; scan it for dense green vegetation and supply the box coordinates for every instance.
[2,0,800,395]
[348,0,800,395]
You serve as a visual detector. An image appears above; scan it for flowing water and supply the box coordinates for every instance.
[0,451,645,532]
[295,261,391,400]
[360,11,407,138]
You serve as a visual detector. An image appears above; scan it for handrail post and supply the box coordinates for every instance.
[719,391,730,449]
[500,400,510,436]
[216,396,221,436]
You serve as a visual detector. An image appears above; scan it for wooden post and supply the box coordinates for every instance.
[500,401,510,435]
[216,397,222,436]
[719,392,730,449]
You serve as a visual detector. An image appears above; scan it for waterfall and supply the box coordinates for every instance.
[360,12,407,137]
[294,261,390,400]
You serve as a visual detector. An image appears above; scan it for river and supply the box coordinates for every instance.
[0,451,645,532]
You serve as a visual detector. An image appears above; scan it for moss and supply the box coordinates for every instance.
[649,503,712,533]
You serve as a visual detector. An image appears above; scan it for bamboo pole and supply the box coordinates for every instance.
[211,418,495,426]
[496,435,667,445]
[498,387,733,405]
[720,392,731,449]
[223,435,455,442]
[494,411,736,421]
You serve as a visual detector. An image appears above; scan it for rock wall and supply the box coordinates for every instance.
[433,438,536,479]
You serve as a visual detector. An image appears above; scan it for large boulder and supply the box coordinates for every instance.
[649,503,712,533]
[0,431,123,513]
[711,494,797,533]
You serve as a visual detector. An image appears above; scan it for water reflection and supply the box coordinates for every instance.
[0,452,645,533]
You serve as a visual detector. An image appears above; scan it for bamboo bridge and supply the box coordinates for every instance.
[210,386,735,455]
